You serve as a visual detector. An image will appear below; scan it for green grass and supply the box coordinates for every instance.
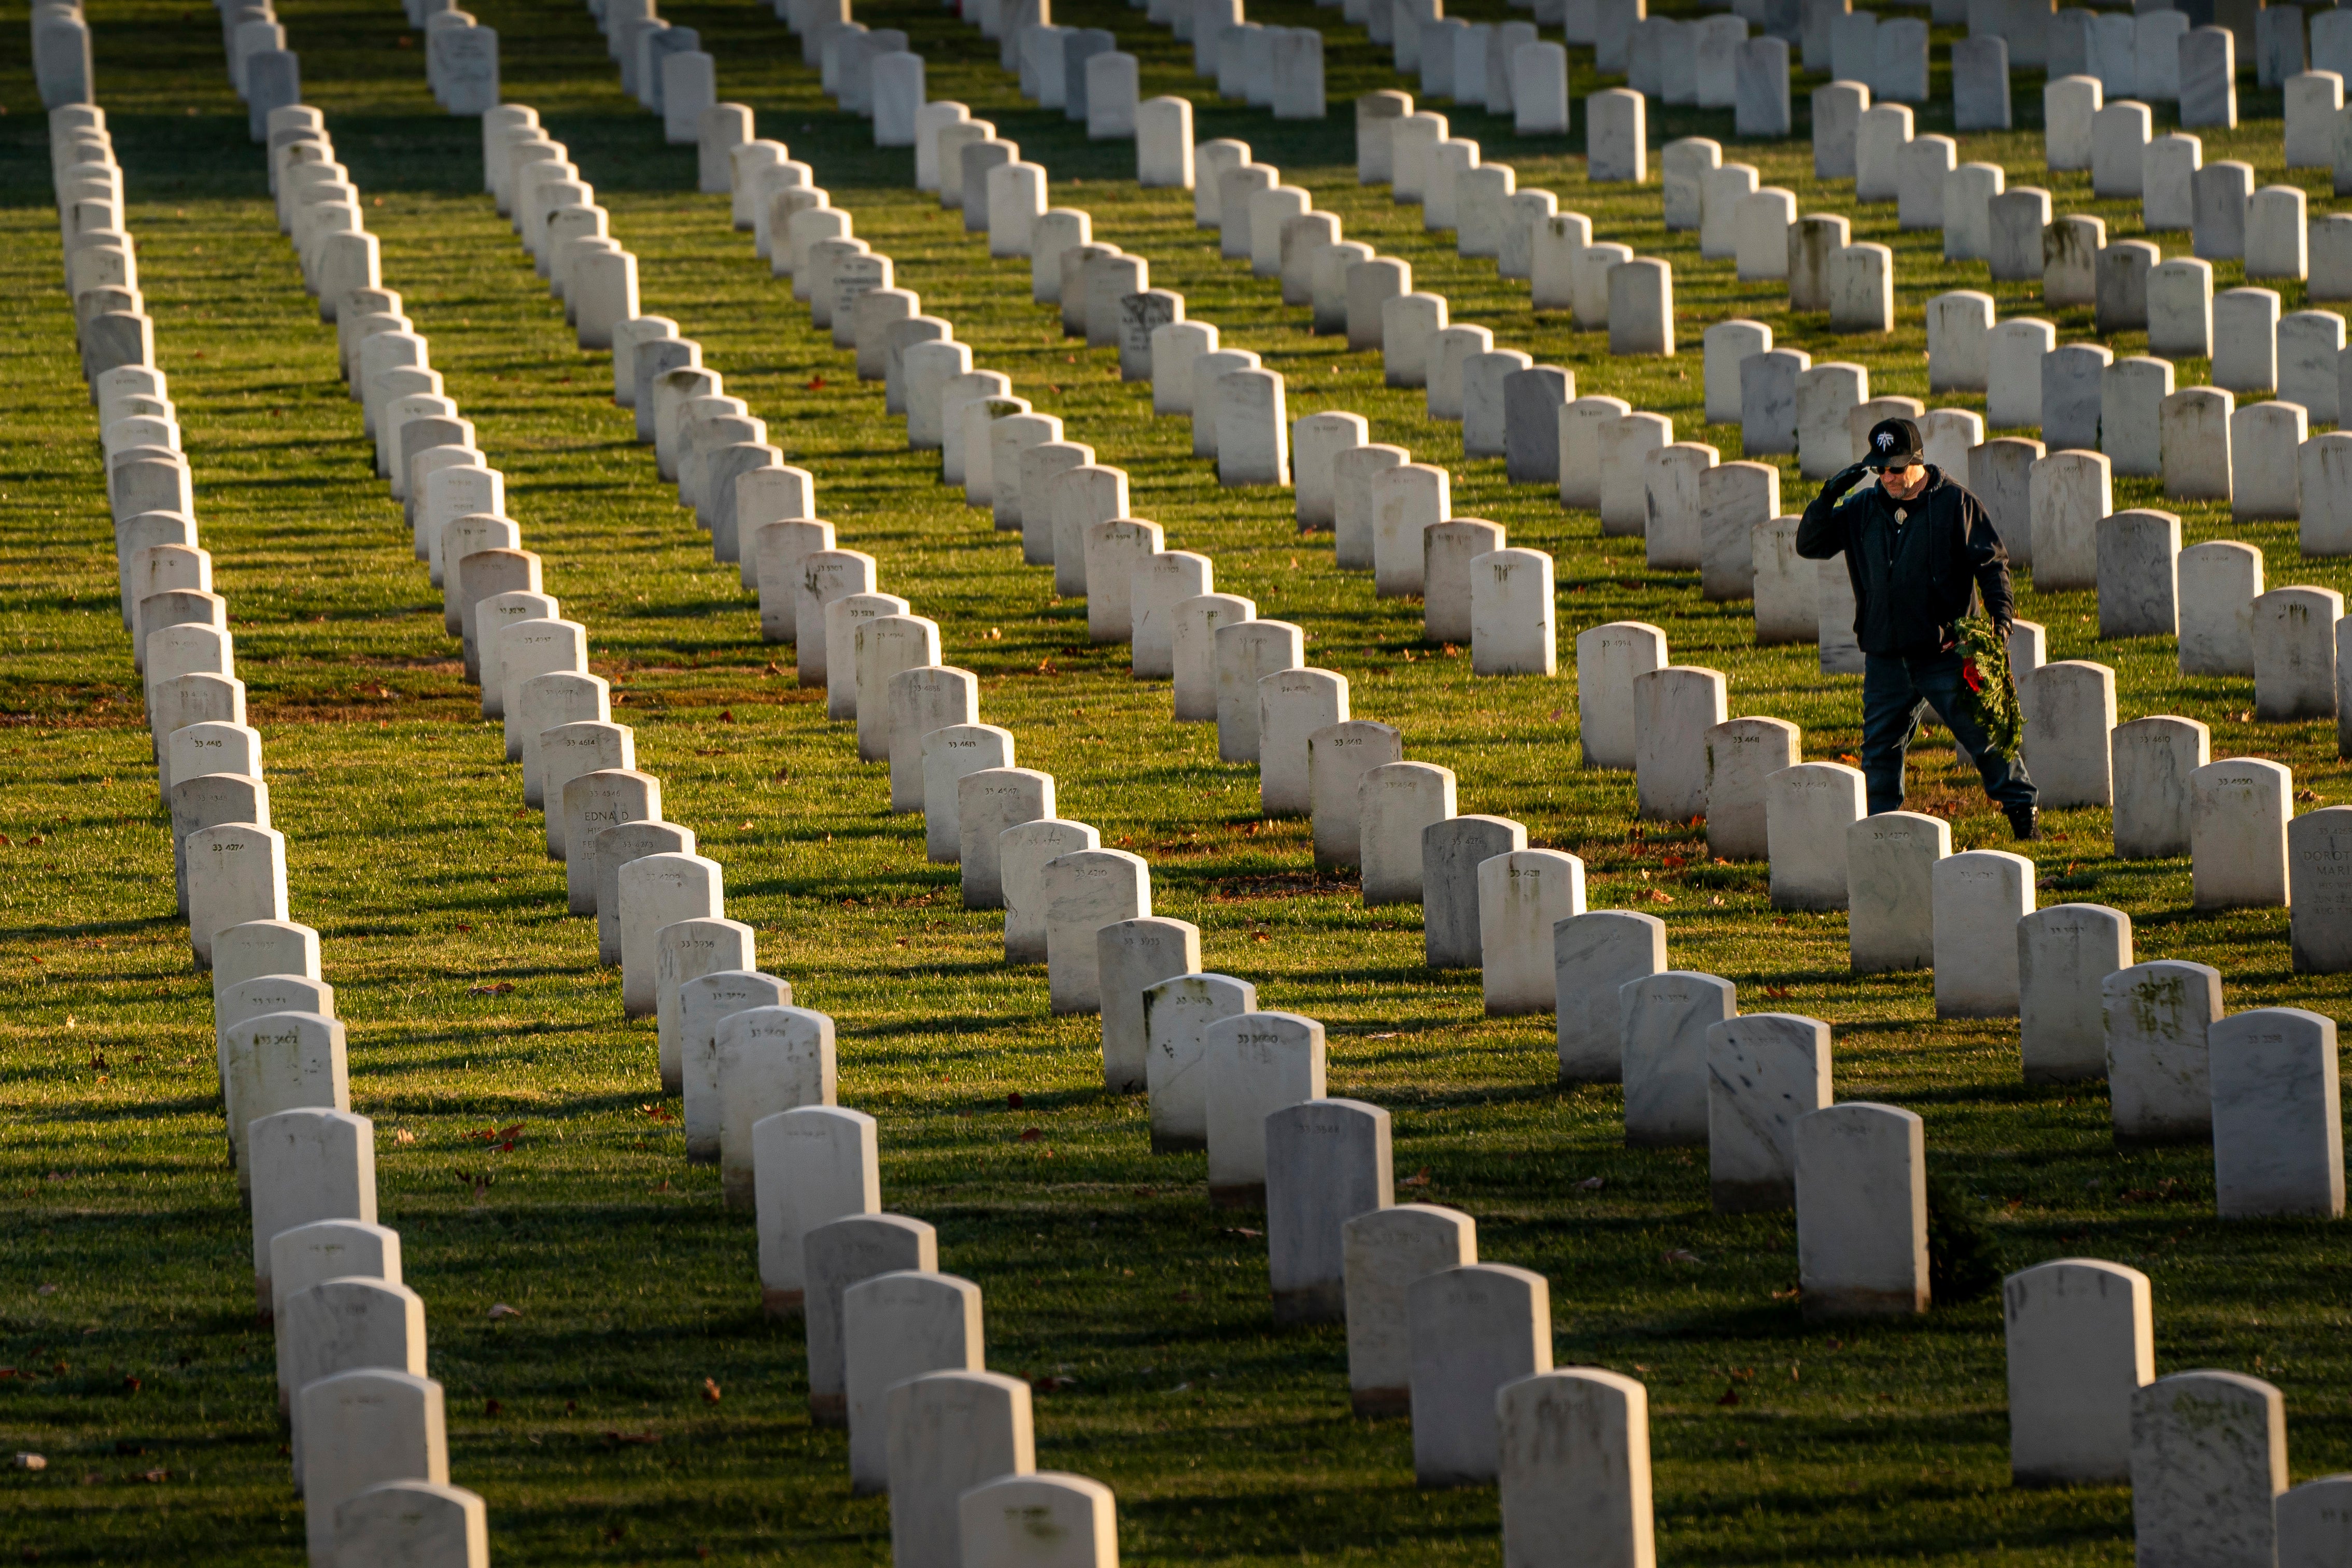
[4,0,2351,1560]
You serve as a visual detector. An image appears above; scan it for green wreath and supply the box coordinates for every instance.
[1951,613,2023,761]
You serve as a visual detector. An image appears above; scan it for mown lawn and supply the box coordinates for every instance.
[2,0,2348,1560]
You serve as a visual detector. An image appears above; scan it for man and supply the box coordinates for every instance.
[1796,417,2040,839]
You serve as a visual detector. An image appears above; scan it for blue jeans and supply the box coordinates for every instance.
[1861,650,2038,816]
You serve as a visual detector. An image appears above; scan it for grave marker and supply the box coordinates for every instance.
[1622,970,1737,1146]
[1214,619,1304,761]
[1554,910,1664,1082]
[1767,762,1866,909]
[187,822,289,969]
[2131,1371,2289,1564]
[300,1372,447,1567]
[248,1108,376,1307]
[1203,1011,1327,1206]
[804,1214,937,1425]
[842,1271,985,1494]
[1707,1012,1833,1210]
[1407,1265,1553,1485]
[1701,717,1799,859]
[956,768,1055,911]
[1266,1099,1393,1323]
[885,1371,1035,1568]
[960,1475,1118,1568]
[2003,1259,2154,1484]
[2211,1008,2344,1217]
[1632,667,1727,821]
[1142,972,1256,1151]
[1795,1103,1928,1319]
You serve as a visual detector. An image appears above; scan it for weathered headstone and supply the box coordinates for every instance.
[1265,1099,1392,1323]
[2004,1259,2154,1485]
[885,1371,1035,1568]
[804,1213,938,1425]
[1700,717,1798,860]
[753,1105,878,1313]
[1632,666,1727,821]
[841,1270,985,1494]
[1407,1265,1553,1485]
[1929,850,2035,1016]
[1575,621,1667,769]
[1202,1011,1327,1206]
[2250,585,2341,716]
[2210,1007,2344,1217]
[1794,1103,1928,1319]
[187,822,290,969]
[1140,971,1256,1152]
[959,1474,1118,1568]
[1473,848,1586,1015]
[2130,1371,2289,1563]
[248,1108,376,1308]
[299,1371,447,1566]
[1342,1204,1474,1415]
[1707,1012,1832,1211]
[1214,619,1304,762]
[332,1480,488,1568]
[999,818,1100,961]
[1842,810,1949,972]
[1553,910,1665,1082]
[1039,849,1152,1015]
[1619,970,1737,1146]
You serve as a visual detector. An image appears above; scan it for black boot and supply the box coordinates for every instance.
[2006,804,2038,841]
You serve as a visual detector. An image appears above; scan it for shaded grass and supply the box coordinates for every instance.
[3,0,2351,1561]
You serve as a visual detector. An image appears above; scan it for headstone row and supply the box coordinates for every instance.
[61,88,498,1567]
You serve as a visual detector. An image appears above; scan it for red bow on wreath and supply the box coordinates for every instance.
[1961,657,1984,694]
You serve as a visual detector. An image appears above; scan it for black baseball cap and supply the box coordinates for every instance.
[1864,417,1923,470]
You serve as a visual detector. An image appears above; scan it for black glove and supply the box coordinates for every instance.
[1826,462,1870,499]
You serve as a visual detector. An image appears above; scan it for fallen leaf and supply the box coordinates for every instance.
[393,1128,417,1146]
[1401,1167,1432,1187]
[1577,1176,1605,1192]
[13,1454,45,1471]
[702,1378,723,1404]
[1662,1249,1703,1265]
[807,376,825,390]
[466,982,515,996]
[1031,1375,1077,1392]
[1716,1387,1741,1406]
[138,1467,166,1483]
[484,1398,503,1416]
[1017,1127,1044,1142]
[1644,889,1673,904]
[1006,1092,1025,1109]
[488,1303,522,1320]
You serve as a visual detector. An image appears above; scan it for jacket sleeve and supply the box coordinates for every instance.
[1961,488,2016,629]
[1794,467,1867,559]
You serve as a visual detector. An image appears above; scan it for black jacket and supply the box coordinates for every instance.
[1794,463,2015,657]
